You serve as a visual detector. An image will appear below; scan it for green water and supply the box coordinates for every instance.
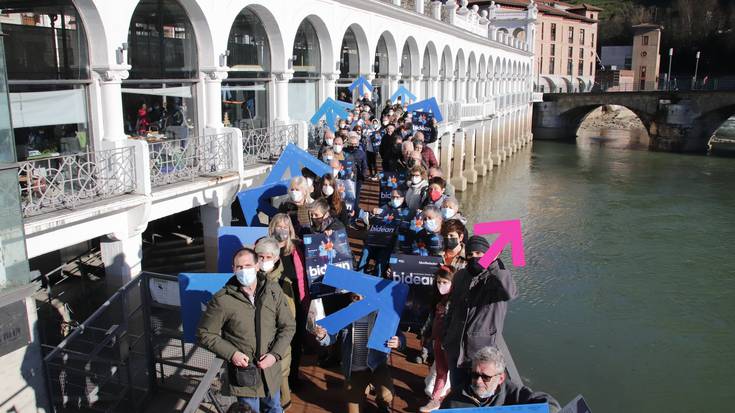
[457,138,735,412]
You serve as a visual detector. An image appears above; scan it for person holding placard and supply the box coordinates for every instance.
[278,176,314,236]
[319,173,350,227]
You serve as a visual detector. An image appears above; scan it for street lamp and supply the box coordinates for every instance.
[692,51,701,90]
[667,48,674,91]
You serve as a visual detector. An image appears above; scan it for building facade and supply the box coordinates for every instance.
[472,0,599,93]
[1,1,537,407]
[631,24,662,91]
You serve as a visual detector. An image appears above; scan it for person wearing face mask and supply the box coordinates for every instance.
[320,173,349,227]
[332,136,346,161]
[197,248,296,413]
[413,132,438,169]
[441,196,467,225]
[308,198,345,235]
[278,176,314,235]
[442,236,518,395]
[412,206,444,257]
[378,124,401,173]
[418,265,456,412]
[317,130,335,161]
[421,177,448,209]
[405,165,429,210]
[364,122,380,179]
[440,219,467,270]
[428,167,455,198]
[255,237,297,410]
[359,189,412,277]
[442,346,559,410]
[344,133,369,205]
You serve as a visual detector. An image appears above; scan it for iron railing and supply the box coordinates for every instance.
[42,272,231,412]
[18,147,136,218]
[149,133,234,187]
[241,123,298,166]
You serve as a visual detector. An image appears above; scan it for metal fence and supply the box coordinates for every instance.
[42,272,228,413]
[149,132,234,187]
[241,123,298,166]
[18,147,136,218]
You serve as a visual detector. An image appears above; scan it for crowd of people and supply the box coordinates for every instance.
[197,92,560,413]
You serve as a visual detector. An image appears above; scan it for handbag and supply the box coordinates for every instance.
[233,298,261,388]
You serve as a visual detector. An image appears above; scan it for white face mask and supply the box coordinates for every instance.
[325,155,333,162]
[437,282,452,295]
[260,259,275,272]
[235,267,257,286]
[425,218,438,232]
[442,208,456,219]
[333,144,343,153]
[411,176,422,185]
[290,190,304,202]
[391,198,403,208]
[322,185,334,196]
[326,138,334,146]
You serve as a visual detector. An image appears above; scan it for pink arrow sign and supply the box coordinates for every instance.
[473,219,526,268]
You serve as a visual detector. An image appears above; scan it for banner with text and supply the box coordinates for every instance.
[304,229,354,298]
[389,254,442,329]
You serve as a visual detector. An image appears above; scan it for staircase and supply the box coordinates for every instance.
[143,235,206,275]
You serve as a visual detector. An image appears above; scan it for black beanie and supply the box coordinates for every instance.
[467,235,490,253]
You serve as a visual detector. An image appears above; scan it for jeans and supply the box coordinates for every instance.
[238,390,282,413]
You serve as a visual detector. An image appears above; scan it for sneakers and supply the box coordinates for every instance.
[419,399,443,412]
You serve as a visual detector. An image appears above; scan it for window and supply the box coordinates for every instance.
[580,48,584,60]
[643,36,649,46]
[567,58,573,76]
[541,22,544,40]
[568,27,574,43]
[580,29,585,45]
[590,62,594,76]
[549,57,555,74]
[568,46,573,58]
[640,66,647,78]
[591,33,595,47]
[578,61,584,76]
[551,44,556,56]
[551,23,557,41]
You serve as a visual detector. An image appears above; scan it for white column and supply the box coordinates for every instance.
[464,129,478,183]
[203,69,228,128]
[411,75,423,102]
[492,117,502,165]
[388,74,400,104]
[101,233,143,291]
[475,121,487,176]
[439,131,452,181]
[416,0,425,14]
[95,68,130,146]
[274,71,293,125]
[201,203,233,273]
[485,117,494,170]
[431,0,442,20]
[467,75,476,103]
[431,76,440,101]
[323,72,338,101]
[500,113,508,160]
[451,129,467,191]
[456,73,467,103]
[444,0,457,24]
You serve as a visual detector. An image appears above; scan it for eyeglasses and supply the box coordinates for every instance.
[470,372,502,383]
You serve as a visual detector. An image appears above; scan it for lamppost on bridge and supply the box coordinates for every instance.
[667,48,674,91]
[692,51,701,90]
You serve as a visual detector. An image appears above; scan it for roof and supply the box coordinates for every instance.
[632,23,663,30]
[566,3,604,12]
[469,0,599,23]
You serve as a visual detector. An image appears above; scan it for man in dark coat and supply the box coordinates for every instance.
[197,248,296,412]
[442,235,518,391]
[441,346,560,411]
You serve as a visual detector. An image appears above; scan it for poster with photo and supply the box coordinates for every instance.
[411,110,435,143]
[303,229,354,298]
[388,254,442,329]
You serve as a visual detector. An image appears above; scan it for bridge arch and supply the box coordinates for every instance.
[698,104,735,152]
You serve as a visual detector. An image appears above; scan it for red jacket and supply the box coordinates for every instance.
[421,146,439,169]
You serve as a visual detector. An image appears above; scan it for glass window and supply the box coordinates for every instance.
[128,0,197,80]
[551,44,556,56]
[225,8,271,129]
[580,29,585,45]
[289,20,320,122]
[580,48,584,59]
[0,37,15,163]
[125,0,199,139]
[2,0,91,160]
[578,61,584,76]
[400,43,412,80]
[568,27,574,43]
[643,36,649,46]
[549,57,555,75]
[374,37,389,78]
[339,28,360,81]
[567,59,573,76]
[551,24,557,41]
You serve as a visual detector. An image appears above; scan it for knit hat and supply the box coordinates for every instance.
[467,235,490,253]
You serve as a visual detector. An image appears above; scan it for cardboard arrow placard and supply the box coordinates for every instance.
[473,219,526,268]
[348,76,374,96]
[406,97,444,122]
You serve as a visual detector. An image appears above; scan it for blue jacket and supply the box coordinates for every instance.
[319,313,405,379]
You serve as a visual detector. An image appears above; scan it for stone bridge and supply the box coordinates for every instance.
[532,90,735,152]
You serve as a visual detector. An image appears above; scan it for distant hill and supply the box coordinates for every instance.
[565,0,735,77]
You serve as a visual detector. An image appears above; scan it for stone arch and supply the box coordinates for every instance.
[400,36,421,78]
[71,0,110,68]
[563,104,652,137]
[512,28,526,42]
[339,23,371,75]
[225,4,286,73]
[375,30,399,76]
[541,76,558,93]
[455,48,466,79]
[295,15,334,76]
[440,45,453,79]
[422,41,439,78]
[175,0,218,68]
[577,77,587,93]
[468,52,477,78]
[562,77,573,93]
[697,104,735,153]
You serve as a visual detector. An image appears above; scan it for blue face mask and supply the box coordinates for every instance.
[235,267,257,286]
[425,218,439,232]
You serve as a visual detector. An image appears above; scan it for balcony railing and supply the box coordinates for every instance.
[241,123,298,166]
[18,147,136,218]
[149,132,234,187]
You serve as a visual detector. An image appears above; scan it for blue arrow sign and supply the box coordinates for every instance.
[217,226,269,273]
[179,272,233,343]
[236,179,289,226]
[406,97,444,122]
[390,85,416,104]
[348,75,374,96]
[316,266,409,353]
[310,97,351,132]
[263,143,331,185]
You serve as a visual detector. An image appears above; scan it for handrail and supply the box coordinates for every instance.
[183,357,225,413]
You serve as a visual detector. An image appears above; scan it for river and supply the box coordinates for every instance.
[457,133,735,412]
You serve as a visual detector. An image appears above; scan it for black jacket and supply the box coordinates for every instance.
[443,258,517,367]
[344,147,369,182]
[379,131,401,172]
[442,380,560,412]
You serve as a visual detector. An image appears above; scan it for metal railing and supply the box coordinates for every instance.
[241,123,298,166]
[42,272,230,412]
[18,147,136,218]
[149,132,234,187]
